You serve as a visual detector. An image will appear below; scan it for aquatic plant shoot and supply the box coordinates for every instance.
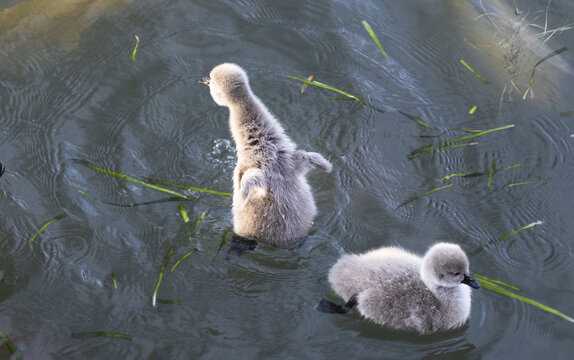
[28,213,67,243]
[288,76,364,103]
[152,246,176,307]
[362,20,388,58]
[460,59,489,84]
[498,221,544,241]
[523,47,567,99]
[131,35,139,62]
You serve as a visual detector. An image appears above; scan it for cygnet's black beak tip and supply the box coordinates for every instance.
[199,76,210,86]
[462,274,480,289]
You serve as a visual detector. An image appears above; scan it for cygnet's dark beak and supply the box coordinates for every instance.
[199,76,210,86]
[462,274,480,289]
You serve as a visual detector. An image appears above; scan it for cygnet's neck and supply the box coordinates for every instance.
[422,276,471,326]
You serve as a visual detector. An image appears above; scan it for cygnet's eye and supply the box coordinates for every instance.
[454,272,461,276]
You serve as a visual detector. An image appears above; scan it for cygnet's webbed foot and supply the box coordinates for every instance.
[293,150,332,173]
[226,234,258,259]
[316,294,358,314]
[0,162,5,178]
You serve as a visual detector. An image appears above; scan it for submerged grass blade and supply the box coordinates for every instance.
[154,298,182,305]
[0,329,23,360]
[468,105,478,115]
[523,47,567,99]
[409,125,514,159]
[194,212,207,230]
[72,331,133,341]
[301,75,313,93]
[170,248,198,274]
[152,246,176,307]
[78,189,187,207]
[409,142,478,158]
[398,111,430,128]
[460,59,489,84]
[401,184,454,206]
[288,76,364,103]
[506,178,551,187]
[216,229,234,256]
[560,110,574,117]
[112,273,118,289]
[362,20,388,58]
[179,204,190,223]
[28,213,67,243]
[498,220,544,241]
[486,160,495,188]
[131,35,140,62]
[441,163,521,181]
[474,274,574,323]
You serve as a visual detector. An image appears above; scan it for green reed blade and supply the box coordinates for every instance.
[0,329,23,360]
[72,331,133,341]
[523,47,567,99]
[154,298,182,305]
[560,110,574,117]
[288,76,364,103]
[474,274,574,323]
[409,125,514,159]
[170,248,198,274]
[409,142,478,158]
[506,178,551,187]
[473,274,521,292]
[362,20,388,58]
[402,184,454,206]
[112,273,118,289]
[131,35,139,62]
[143,177,232,197]
[300,75,313,93]
[468,105,478,115]
[460,59,489,84]
[178,204,190,223]
[216,229,234,257]
[28,213,67,243]
[486,160,495,188]
[152,246,176,307]
[398,111,430,128]
[498,221,543,241]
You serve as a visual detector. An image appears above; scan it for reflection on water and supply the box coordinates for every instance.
[1,0,574,358]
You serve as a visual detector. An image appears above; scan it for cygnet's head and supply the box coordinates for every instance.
[199,63,250,107]
[420,243,480,289]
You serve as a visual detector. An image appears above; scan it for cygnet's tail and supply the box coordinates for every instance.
[293,150,332,174]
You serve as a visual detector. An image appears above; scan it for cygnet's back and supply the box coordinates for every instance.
[327,243,480,334]
[201,63,332,246]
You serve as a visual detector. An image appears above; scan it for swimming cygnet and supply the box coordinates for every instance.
[320,242,480,334]
[200,63,332,246]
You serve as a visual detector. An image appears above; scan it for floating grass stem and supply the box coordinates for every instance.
[409,125,514,159]
[28,213,67,243]
[112,273,118,289]
[78,189,187,207]
[468,105,477,115]
[401,184,454,206]
[288,76,364,103]
[506,178,551,187]
[152,246,176,307]
[398,111,430,128]
[362,20,388,58]
[194,212,207,230]
[560,110,574,117]
[179,204,190,223]
[170,248,198,274]
[216,229,234,257]
[72,331,133,341]
[0,329,23,360]
[473,274,521,292]
[154,298,182,305]
[474,273,574,323]
[460,59,489,84]
[441,163,521,181]
[498,221,543,241]
[523,47,567,99]
[131,35,139,62]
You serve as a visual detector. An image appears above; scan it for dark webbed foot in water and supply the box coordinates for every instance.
[226,234,258,259]
[0,162,5,178]
[316,294,358,314]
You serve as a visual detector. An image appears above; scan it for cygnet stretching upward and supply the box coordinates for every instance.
[321,243,480,334]
[200,63,332,246]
